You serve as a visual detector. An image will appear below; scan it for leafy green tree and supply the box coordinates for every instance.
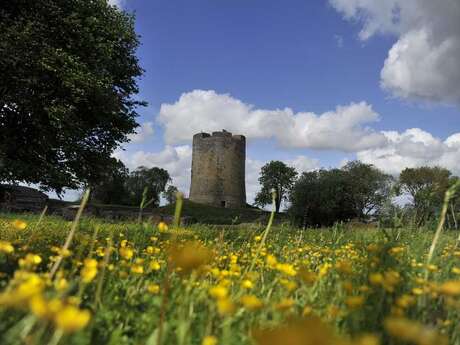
[125,167,171,207]
[289,169,356,227]
[342,161,393,219]
[254,161,297,213]
[398,166,452,226]
[91,159,129,205]
[163,185,179,205]
[0,0,144,195]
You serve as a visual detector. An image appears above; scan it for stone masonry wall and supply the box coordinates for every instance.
[189,130,246,208]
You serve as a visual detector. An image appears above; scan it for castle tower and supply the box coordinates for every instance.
[189,130,246,208]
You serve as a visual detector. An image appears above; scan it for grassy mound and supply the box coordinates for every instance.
[152,199,282,225]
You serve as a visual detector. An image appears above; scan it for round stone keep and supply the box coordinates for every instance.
[189,130,246,208]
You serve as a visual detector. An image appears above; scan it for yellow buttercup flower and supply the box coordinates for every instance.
[19,254,42,268]
[275,298,295,311]
[384,317,448,345]
[150,260,161,271]
[167,241,213,274]
[147,283,160,294]
[438,280,460,296]
[12,219,27,230]
[202,335,218,345]
[119,246,134,260]
[0,241,14,254]
[209,285,228,300]
[345,296,365,309]
[241,279,253,289]
[80,259,98,283]
[216,298,235,316]
[158,221,168,232]
[131,264,144,274]
[240,295,263,311]
[54,305,91,333]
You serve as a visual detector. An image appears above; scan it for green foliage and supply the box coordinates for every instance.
[342,161,394,219]
[0,0,144,195]
[0,214,459,344]
[254,161,297,213]
[163,185,179,205]
[398,166,452,226]
[289,161,393,227]
[125,166,171,207]
[91,159,130,205]
[289,168,356,227]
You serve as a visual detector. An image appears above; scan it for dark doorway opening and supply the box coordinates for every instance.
[221,201,226,208]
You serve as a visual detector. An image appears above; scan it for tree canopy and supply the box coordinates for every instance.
[289,161,393,227]
[163,185,179,205]
[398,166,453,226]
[254,161,298,213]
[91,158,129,205]
[342,161,393,219]
[0,0,144,195]
[125,166,171,207]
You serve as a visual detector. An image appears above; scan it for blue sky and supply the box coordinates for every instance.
[104,0,460,203]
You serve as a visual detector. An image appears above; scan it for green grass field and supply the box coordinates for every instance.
[1,210,460,345]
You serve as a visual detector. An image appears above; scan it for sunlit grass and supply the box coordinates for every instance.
[1,207,460,344]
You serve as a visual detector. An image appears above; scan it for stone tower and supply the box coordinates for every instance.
[189,130,246,208]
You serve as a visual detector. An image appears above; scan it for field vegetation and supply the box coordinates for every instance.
[1,192,460,345]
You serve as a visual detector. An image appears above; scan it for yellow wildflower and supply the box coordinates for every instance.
[131,264,144,274]
[147,283,160,294]
[241,279,253,289]
[0,241,14,254]
[55,278,69,292]
[451,267,460,275]
[12,219,27,230]
[266,254,278,268]
[369,273,383,285]
[216,298,235,316]
[168,241,213,274]
[80,259,98,283]
[276,263,297,276]
[119,246,134,260]
[241,295,263,311]
[384,317,448,345]
[202,335,218,345]
[54,305,91,333]
[345,296,365,309]
[150,260,161,271]
[275,298,295,311]
[19,254,42,268]
[209,286,228,300]
[252,316,339,345]
[438,280,460,296]
[335,260,353,274]
[158,221,168,232]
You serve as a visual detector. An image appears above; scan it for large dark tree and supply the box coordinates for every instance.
[0,0,144,195]
[342,161,393,219]
[398,166,452,226]
[125,167,171,207]
[289,169,356,227]
[254,161,297,213]
[91,159,129,205]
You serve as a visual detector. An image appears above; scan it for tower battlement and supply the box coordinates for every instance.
[189,130,246,208]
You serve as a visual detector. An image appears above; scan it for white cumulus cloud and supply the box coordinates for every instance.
[108,0,124,7]
[357,128,460,175]
[113,145,192,195]
[158,90,387,151]
[127,122,154,143]
[330,0,460,104]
